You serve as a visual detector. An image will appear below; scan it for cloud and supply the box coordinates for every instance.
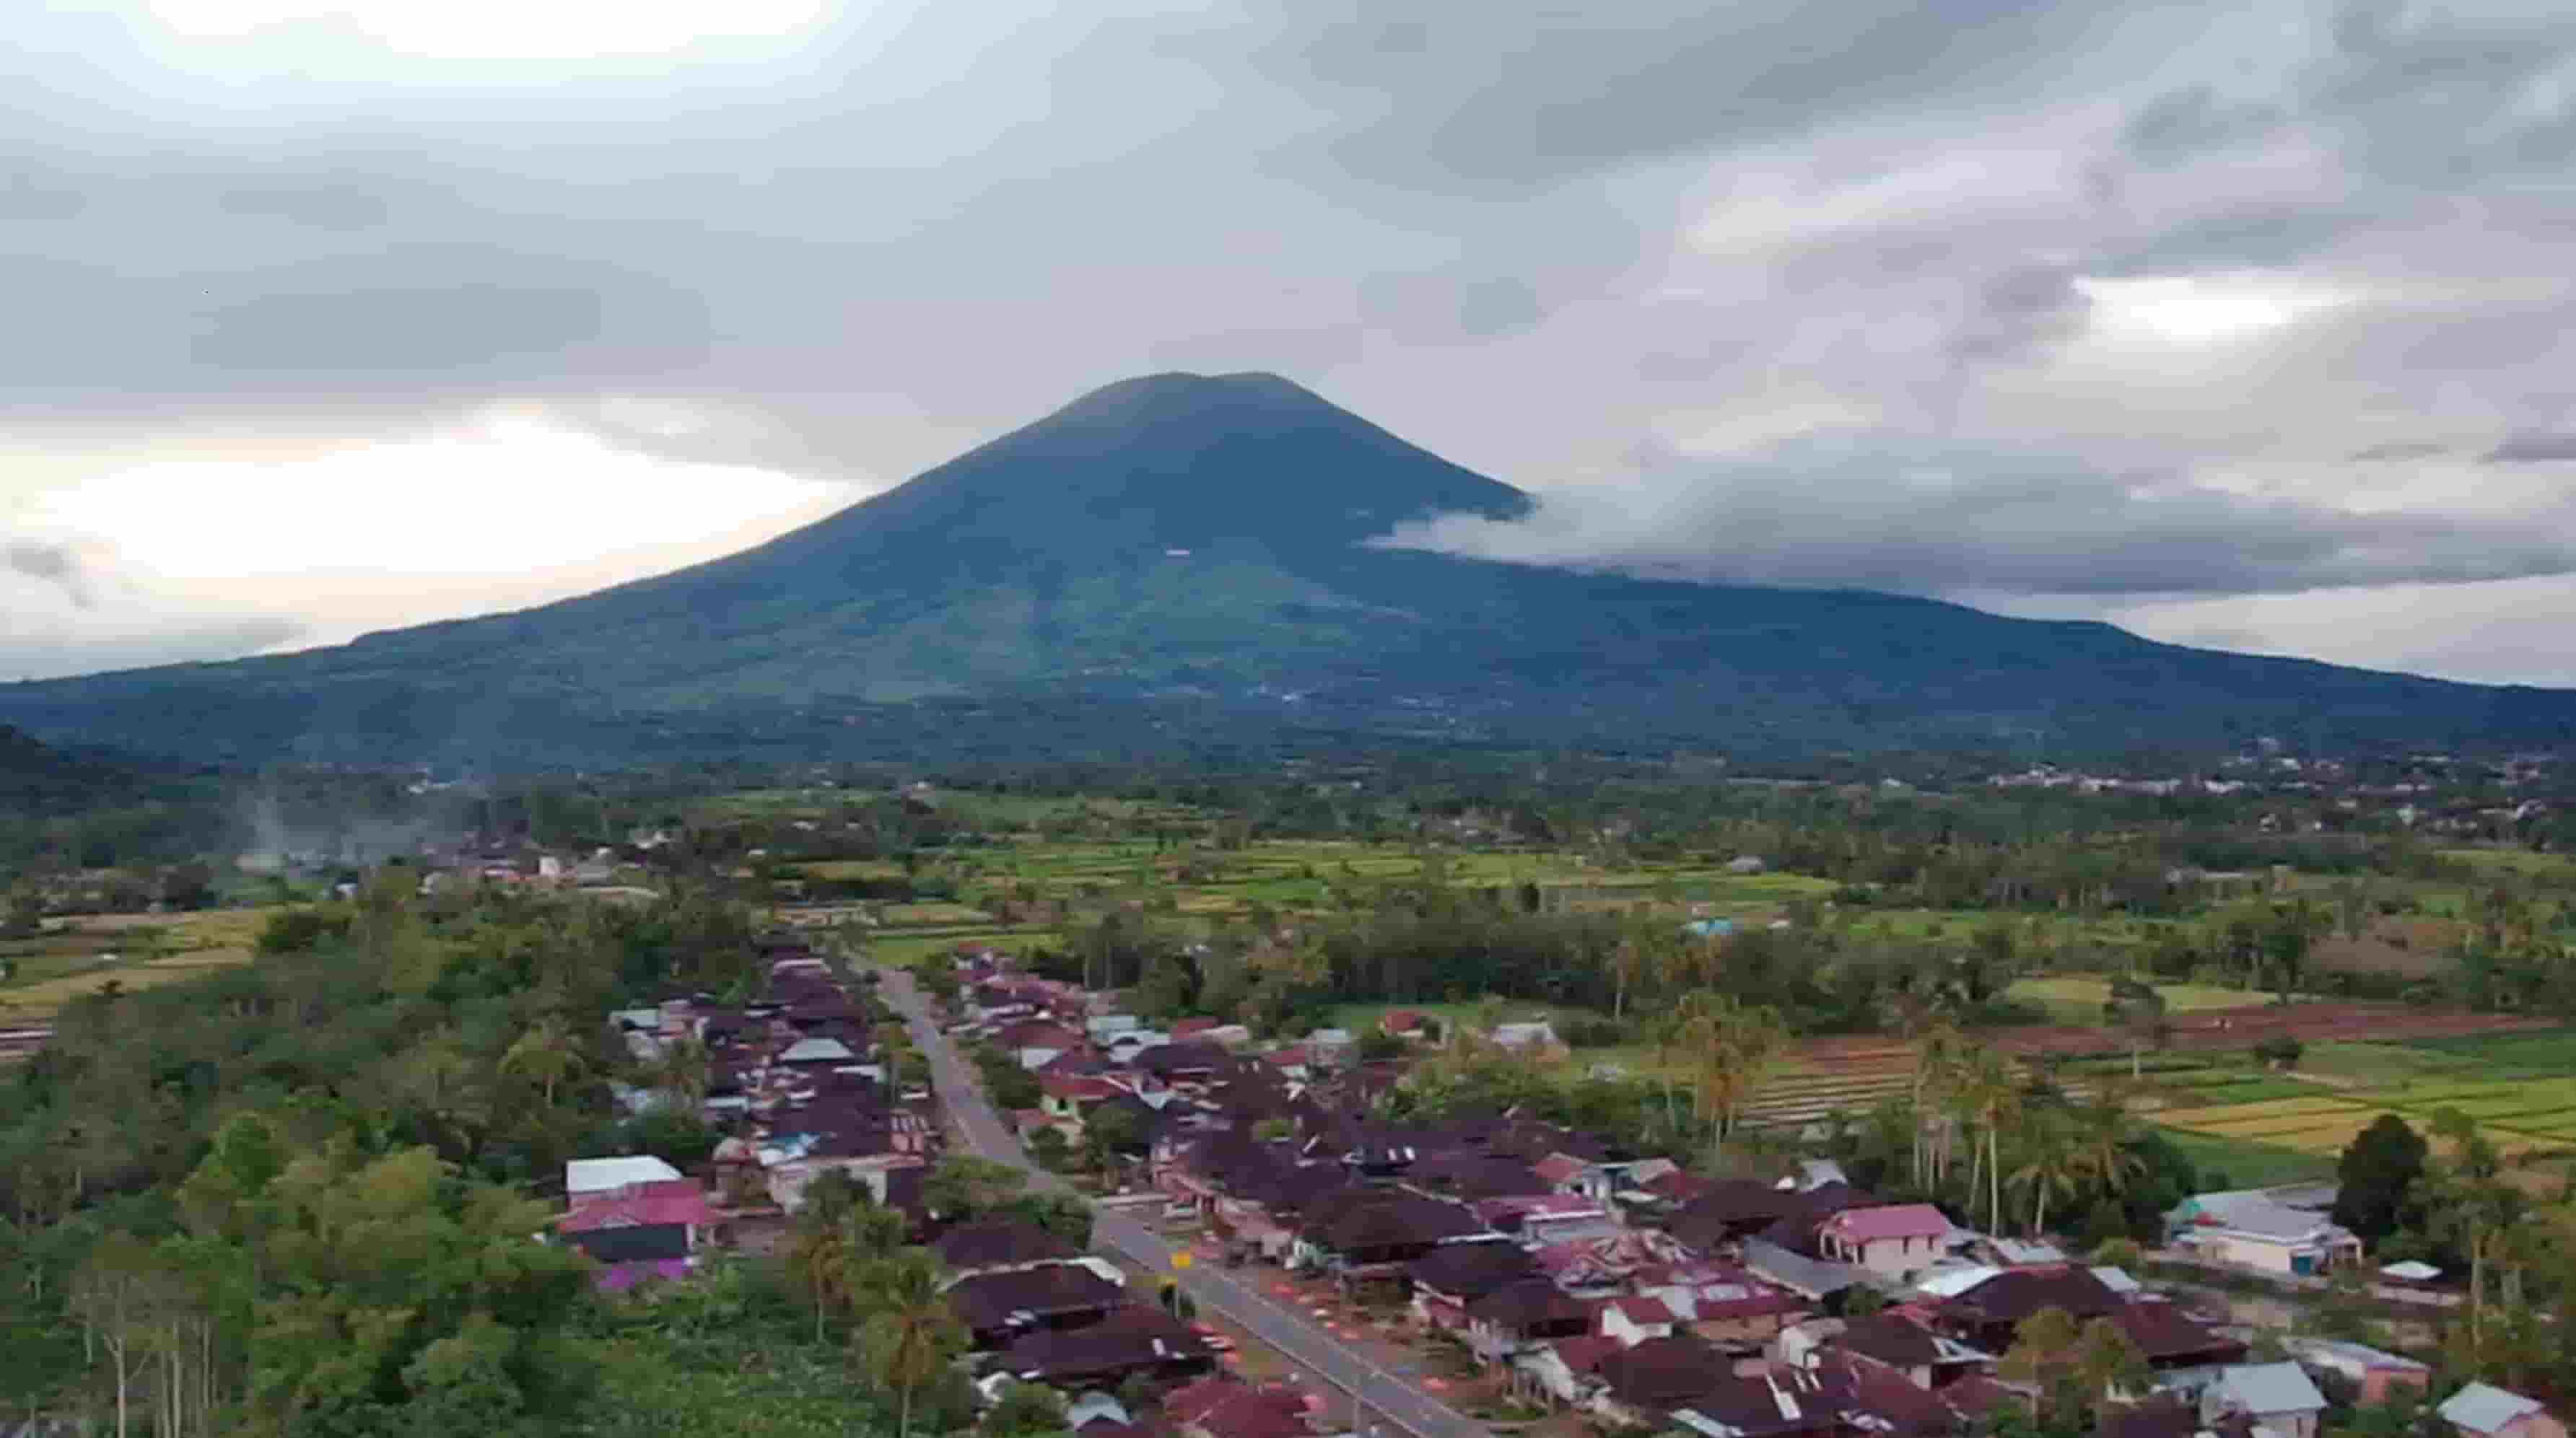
[8,0,2576,687]
[2486,432,2576,464]
[1376,428,2576,597]
[3,540,92,607]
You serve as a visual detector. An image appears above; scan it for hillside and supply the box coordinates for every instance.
[5,371,2573,766]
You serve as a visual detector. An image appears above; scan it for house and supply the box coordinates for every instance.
[1379,1009,1428,1038]
[1602,1294,1678,1347]
[1821,1311,1995,1390]
[2112,1299,2248,1370]
[1656,1274,1805,1350]
[2165,1189,2362,1277]
[556,1180,719,1267]
[947,1263,1126,1347]
[1040,1073,1125,1122]
[1592,1334,1737,1423]
[1407,1240,1541,1329]
[1727,856,1769,875]
[1918,1264,2129,1354]
[1670,1366,1855,1438]
[2102,1395,2248,1438]
[566,1154,685,1201]
[2440,1385,2567,1438]
[1292,1188,1482,1278]
[999,1303,1215,1387]
[2282,1338,2429,1405]
[937,1219,1079,1276]
[1740,1238,1866,1305]
[1465,1277,1595,1362]
[1817,1205,1952,1277]
[2200,1363,2328,1438]
[1163,1377,1316,1438]
[1514,1334,1620,1409]
[1405,1152,1550,1200]
[756,1125,925,1214]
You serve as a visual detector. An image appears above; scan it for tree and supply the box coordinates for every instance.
[500,1017,592,1108]
[2068,1099,2148,1216]
[1997,1307,2084,1429]
[2332,1114,2428,1243]
[2070,1318,2149,1404]
[1083,1104,1149,1175]
[922,1155,1026,1224]
[997,1190,1093,1248]
[2101,978,2167,1082]
[1956,1045,2024,1234]
[2008,1108,2084,1239]
[2253,1033,2305,1071]
[986,1381,1069,1438]
[855,1249,964,1438]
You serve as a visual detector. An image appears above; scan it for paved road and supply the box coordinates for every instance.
[876,968,1492,1438]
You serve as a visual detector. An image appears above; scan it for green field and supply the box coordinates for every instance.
[2005,976,2268,1024]
[0,908,275,1020]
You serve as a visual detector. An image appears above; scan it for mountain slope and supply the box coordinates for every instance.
[6,371,2572,765]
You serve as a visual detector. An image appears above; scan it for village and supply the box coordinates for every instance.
[550,926,2568,1438]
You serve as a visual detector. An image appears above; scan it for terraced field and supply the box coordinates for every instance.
[2155,1079,2576,1171]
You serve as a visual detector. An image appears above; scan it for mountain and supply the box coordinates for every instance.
[6,371,2575,766]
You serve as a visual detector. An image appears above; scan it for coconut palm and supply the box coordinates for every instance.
[499,1017,591,1108]
[1910,1021,1970,1191]
[2008,1108,2083,1238]
[2069,1093,2148,1210]
[857,1248,966,1438]
[1953,1045,2022,1233]
[1684,996,1791,1142]
[785,1214,862,1343]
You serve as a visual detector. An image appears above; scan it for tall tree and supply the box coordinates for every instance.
[855,1249,964,1438]
[2332,1115,2429,1244]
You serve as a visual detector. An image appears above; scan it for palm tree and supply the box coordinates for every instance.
[2070,1093,2148,1212]
[1685,996,1791,1142]
[1910,1020,1969,1191]
[499,1017,590,1108]
[2008,1109,2082,1238]
[785,1216,861,1343]
[858,1248,966,1438]
[1955,1045,2022,1233]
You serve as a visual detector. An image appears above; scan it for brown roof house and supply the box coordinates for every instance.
[1290,1188,1482,1281]
[948,1263,1126,1348]
[1464,1278,1594,1365]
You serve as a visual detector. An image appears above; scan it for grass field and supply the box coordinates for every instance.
[0,908,274,1020]
[2157,1129,2339,1188]
[2004,976,2269,1024]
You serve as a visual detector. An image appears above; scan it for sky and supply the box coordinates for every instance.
[9,0,2576,686]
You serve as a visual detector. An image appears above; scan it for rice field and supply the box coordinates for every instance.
[2155,1081,2576,1170]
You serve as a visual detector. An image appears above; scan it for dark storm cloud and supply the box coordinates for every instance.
[1377,431,2576,597]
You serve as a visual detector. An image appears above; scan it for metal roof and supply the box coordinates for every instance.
[2439,1383,2546,1434]
[2216,1363,2327,1416]
[566,1154,683,1193]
